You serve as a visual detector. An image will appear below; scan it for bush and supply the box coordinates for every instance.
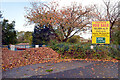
[111,27,120,45]
[49,42,93,59]
[67,35,80,43]
[48,39,59,46]
[49,42,120,60]
[108,45,120,59]
[92,45,120,60]
[49,42,70,55]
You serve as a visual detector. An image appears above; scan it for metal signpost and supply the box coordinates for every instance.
[35,45,39,48]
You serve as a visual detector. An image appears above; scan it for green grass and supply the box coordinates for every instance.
[46,69,53,72]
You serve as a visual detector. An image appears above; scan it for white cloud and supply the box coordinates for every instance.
[15,24,35,32]
[53,0,103,8]
[0,0,49,2]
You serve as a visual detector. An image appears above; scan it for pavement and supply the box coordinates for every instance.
[2,60,119,79]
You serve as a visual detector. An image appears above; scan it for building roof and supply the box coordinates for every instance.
[17,43,29,45]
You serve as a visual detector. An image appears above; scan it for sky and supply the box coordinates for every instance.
[0,0,118,39]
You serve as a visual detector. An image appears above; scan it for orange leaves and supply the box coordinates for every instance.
[2,47,60,70]
[79,71,83,76]
[43,19,45,22]
[57,17,61,20]
[25,1,93,26]
[91,67,95,72]
[24,1,97,41]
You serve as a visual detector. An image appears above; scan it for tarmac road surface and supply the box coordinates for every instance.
[2,60,119,79]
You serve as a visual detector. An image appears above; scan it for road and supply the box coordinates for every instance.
[2,60,119,79]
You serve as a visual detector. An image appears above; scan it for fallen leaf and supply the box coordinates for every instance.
[35,69,38,71]
[91,68,95,72]
[79,71,83,76]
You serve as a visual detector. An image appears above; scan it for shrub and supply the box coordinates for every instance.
[49,42,92,59]
[49,42,120,60]
[67,35,80,43]
[48,39,59,46]
[46,69,53,72]
[49,42,70,55]
[92,45,120,60]
[108,45,120,59]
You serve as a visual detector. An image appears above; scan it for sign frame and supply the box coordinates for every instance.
[92,21,110,44]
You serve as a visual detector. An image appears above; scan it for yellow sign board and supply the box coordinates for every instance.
[92,21,110,44]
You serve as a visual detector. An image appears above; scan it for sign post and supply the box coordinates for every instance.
[35,45,39,48]
[92,21,110,53]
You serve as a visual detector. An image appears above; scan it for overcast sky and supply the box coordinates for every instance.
[0,0,119,39]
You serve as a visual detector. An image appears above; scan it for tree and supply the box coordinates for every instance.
[17,31,33,44]
[111,25,120,45]
[32,24,52,45]
[17,31,25,43]
[94,0,120,29]
[29,35,33,45]
[24,31,33,43]
[25,1,95,42]
[93,0,120,44]
[0,11,3,46]
[0,11,2,18]
[94,1,120,32]
[2,19,17,45]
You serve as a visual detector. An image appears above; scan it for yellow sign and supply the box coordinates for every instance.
[92,21,110,44]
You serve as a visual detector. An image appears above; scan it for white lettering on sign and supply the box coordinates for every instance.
[98,38,103,40]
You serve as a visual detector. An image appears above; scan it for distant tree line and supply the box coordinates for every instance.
[17,31,33,45]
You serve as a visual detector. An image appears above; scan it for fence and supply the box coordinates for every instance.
[1,44,48,51]
[1,44,120,52]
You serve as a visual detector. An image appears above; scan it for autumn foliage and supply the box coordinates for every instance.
[25,1,95,42]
